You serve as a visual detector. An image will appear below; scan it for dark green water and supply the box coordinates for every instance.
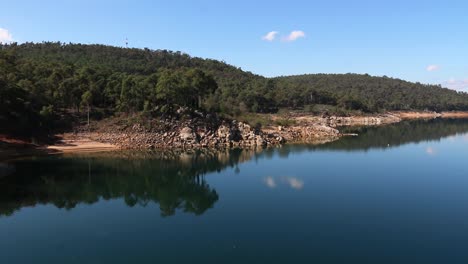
[2,119,468,263]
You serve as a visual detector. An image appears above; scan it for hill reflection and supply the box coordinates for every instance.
[2,119,468,217]
[322,118,468,151]
[262,118,468,156]
[0,149,261,217]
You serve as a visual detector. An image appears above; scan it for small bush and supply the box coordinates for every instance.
[274,118,297,127]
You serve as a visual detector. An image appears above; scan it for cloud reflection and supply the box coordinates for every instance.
[284,177,304,190]
[264,176,304,190]
[426,147,437,156]
[263,177,277,188]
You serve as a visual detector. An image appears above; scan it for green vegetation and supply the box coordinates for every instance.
[273,74,468,112]
[1,42,468,137]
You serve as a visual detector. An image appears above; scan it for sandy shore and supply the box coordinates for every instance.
[394,111,468,119]
[46,134,119,153]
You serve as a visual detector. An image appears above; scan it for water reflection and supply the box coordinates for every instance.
[0,149,262,217]
[328,118,468,151]
[262,118,468,155]
[263,176,277,188]
[2,118,468,217]
[426,147,437,156]
[283,177,304,190]
[263,176,305,190]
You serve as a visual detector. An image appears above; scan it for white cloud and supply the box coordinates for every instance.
[0,28,13,43]
[426,65,440,72]
[262,31,279,42]
[284,177,304,190]
[263,177,276,188]
[283,30,305,42]
[443,78,468,91]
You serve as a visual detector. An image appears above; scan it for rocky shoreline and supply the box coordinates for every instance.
[88,120,343,150]
[46,111,468,152]
[70,113,402,150]
[88,119,289,149]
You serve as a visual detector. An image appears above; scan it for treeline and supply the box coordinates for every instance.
[273,74,468,112]
[0,44,220,135]
[1,42,468,136]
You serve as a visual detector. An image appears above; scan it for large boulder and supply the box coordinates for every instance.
[217,125,232,140]
[179,127,198,142]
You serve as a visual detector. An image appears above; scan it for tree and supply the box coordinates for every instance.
[183,69,218,108]
[156,70,182,108]
[81,90,93,127]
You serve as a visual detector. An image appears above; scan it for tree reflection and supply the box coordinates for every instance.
[0,149,259,217]
[325,118,468,151]
[263,119,468,154]
[2,119,468,216]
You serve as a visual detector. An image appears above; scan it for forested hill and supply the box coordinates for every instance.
[12,42,262,83]
[273,74,468,112]
[1,42,468,136]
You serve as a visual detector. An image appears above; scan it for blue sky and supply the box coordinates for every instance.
[1,0,467,90]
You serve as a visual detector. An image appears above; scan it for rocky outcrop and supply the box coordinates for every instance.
[268,125,340,144]
[88,118,286,150]
[179,127,198,143]
[293,114,401,127]
[75,112,405,151]
[324,114,401,127]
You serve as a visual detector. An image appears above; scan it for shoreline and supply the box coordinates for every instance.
[395,111,468,119]
[3,111,468,158]
[46,136,119,154]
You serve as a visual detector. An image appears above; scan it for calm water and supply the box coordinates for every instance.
[2,119,468,263]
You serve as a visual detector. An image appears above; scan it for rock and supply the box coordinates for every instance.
[179,127,198,142]
[217,125,232,140]
[255,135,266,146]
[176,107,189,115]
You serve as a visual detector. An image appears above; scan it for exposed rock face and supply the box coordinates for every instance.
[270,125,340,144]
[81,112,403,150]
[293,113,401,128]
[325,114,401,127]
[216,125,232,141]
[213,121,267,147]
[179,127,198,143]
[88,118,285,150]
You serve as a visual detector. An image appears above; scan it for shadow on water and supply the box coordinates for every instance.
[1,118,468,217]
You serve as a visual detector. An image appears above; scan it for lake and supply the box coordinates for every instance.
[2,119,468,263]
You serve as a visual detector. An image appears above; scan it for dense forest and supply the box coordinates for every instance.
[1,42,468,136]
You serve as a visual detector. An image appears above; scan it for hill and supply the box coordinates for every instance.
[1,42,468,137]
[273,74,468,113]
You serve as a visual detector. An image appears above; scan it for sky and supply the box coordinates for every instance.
[1,0,467,91]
